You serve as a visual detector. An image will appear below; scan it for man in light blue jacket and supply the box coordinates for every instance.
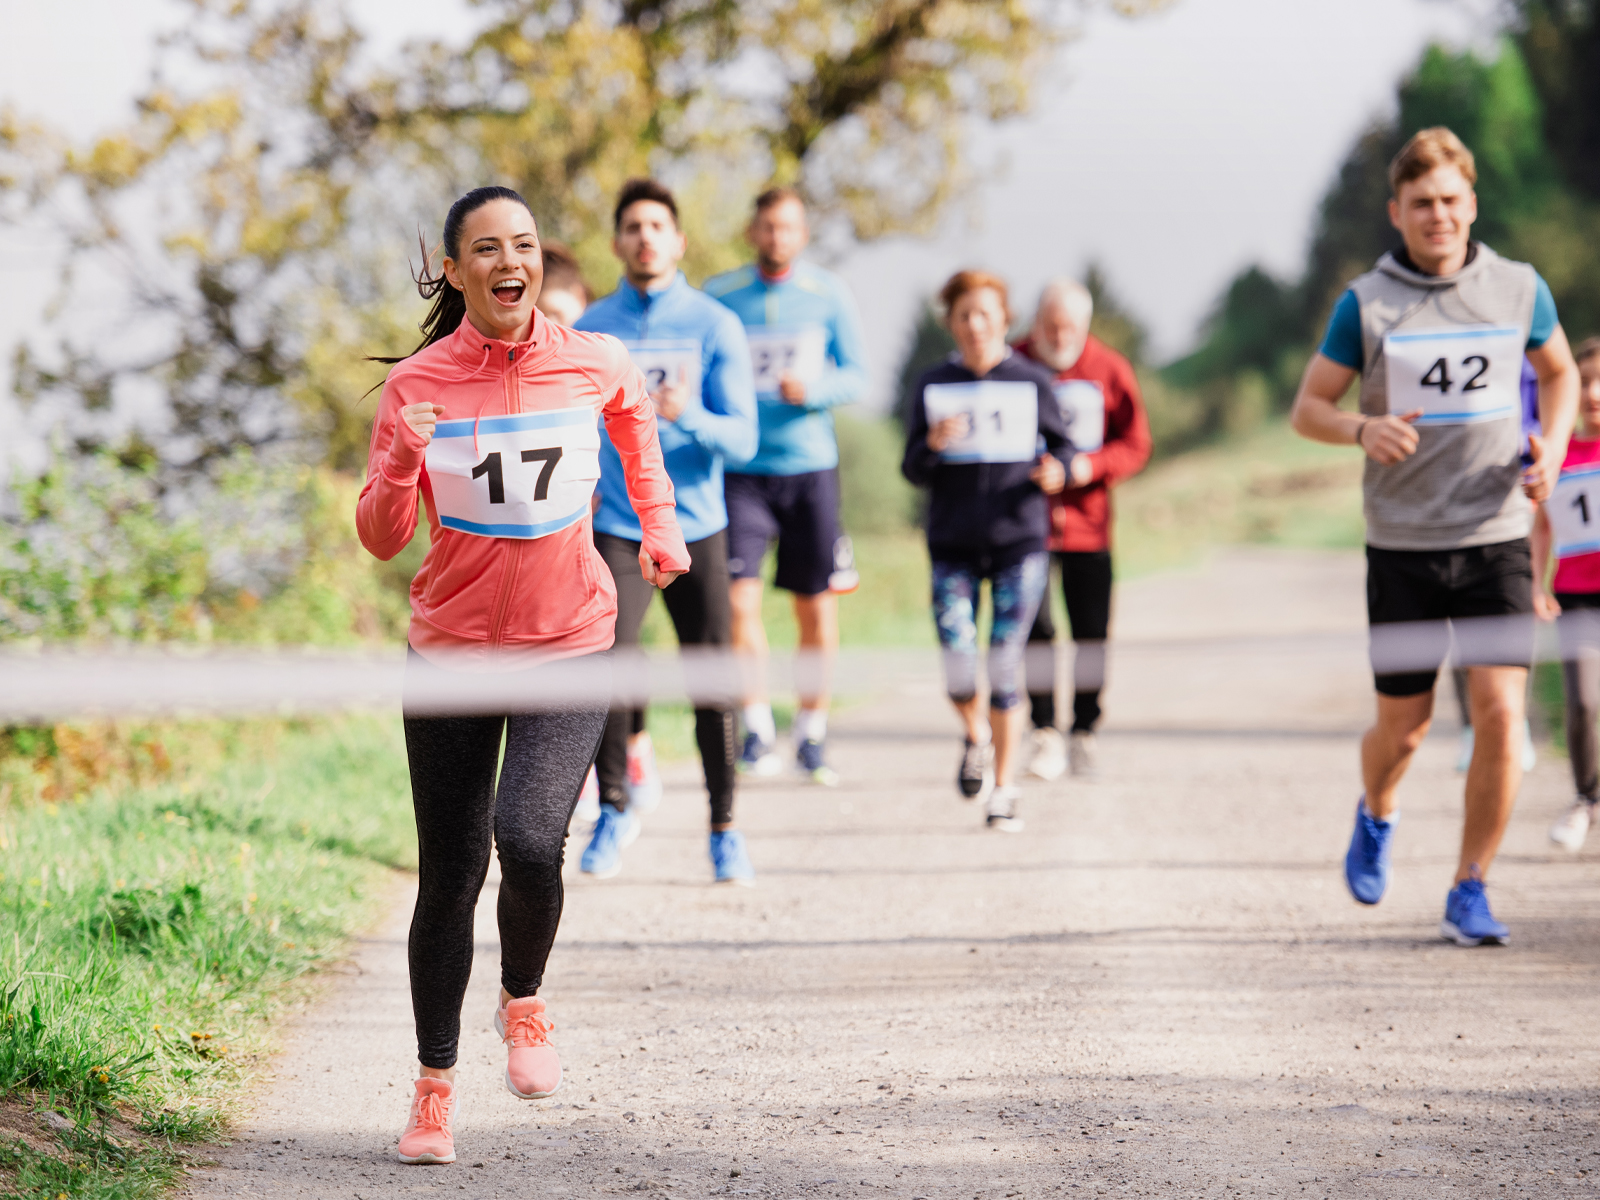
[575,178,759,885]
[705,187,869,786]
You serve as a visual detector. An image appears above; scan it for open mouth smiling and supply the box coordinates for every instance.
[492,279,526,306]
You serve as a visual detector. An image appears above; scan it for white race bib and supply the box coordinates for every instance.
[1053,380,1105,452]
[623,339,701,399]
[923,380,1039,464]
[747,326,828,395]
[1383,325,1523,426]
[1550,465,1600,559]
[426,406,600,539]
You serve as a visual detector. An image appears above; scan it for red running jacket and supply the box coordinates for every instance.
[1014,334,1151,553]
[358,311,688,669]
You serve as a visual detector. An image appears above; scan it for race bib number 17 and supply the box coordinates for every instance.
[923,380,1039,464]
[426,407,601,539]
[1550,465,1600,559]
[1383,324,1523,426]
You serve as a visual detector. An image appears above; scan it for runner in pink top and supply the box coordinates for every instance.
[358,187,689,1166]
[1535,337,1600,851]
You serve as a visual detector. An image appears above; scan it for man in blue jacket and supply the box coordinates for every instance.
[575,178,759,885]
[705,188,869,785]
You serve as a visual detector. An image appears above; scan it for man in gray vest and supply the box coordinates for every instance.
[1291,126,1579,947]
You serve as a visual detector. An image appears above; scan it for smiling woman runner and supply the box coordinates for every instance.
[357,186,688,1166]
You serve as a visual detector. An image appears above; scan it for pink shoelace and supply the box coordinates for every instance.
[412,1090,448,1131]
[503,1008,554,1048]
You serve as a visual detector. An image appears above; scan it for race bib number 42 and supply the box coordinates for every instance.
[1053,380,1105,452]
[426,407,600,539]
[1551,465,1600,559]
[923,380,1039,464]
[623,340,701,399]
[747,326,827,395]
[1383,324,1524,426]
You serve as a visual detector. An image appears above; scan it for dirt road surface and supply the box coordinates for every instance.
[183,549,1600,1199]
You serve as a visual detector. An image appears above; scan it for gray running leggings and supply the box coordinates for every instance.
[1556,595,1600,802]
[402,648,609,1069]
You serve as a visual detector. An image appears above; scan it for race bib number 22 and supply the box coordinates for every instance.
[426,407,600,539]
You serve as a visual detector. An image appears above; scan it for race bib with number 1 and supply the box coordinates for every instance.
[1382,324,1524,426]
[923,380,1039,464]
[426,407,601,539]
[1550,465,1600,559]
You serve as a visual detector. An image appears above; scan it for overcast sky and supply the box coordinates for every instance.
[0,0,1498,414]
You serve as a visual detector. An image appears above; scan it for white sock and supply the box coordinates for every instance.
[793,707,828,744]
[742,704,776,746]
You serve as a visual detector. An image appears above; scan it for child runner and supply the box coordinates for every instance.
[358,186,687,1165]
[901,270,1070,830]
[1536,337,1600,850]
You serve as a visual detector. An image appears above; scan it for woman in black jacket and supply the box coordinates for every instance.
[903,269,1071,830]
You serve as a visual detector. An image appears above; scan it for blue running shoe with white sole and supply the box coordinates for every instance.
[1440,878,1508,946]
[738,731,783,777]
[709,830,755,886]
[580,804,639,880]
[796,739,839,787]
[1343,798,1395,905]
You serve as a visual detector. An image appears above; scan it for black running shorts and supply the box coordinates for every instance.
[725,468,846,596]
[1366,539,1534,697]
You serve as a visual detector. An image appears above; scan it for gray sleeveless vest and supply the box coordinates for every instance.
[1350,243,1538,551]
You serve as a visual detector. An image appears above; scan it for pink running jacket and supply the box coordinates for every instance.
[358,311,688,669]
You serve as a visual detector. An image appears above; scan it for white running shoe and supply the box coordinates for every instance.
[573,767,601,826]
[1025,727,1066,782]
[1068,731,1099,779]
[625,734,663,815]
[957,738,994,802]
[985,784,1024,833]
[1550,799,1595,852]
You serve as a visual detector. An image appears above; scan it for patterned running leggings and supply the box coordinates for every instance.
[931,553,1050,710]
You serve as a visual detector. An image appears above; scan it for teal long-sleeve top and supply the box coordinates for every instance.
[575,272,758,542]
[703,259,868,476]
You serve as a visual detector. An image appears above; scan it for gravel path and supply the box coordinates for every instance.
[184,548,1600,1199]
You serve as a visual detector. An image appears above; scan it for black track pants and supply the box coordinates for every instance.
[1026,550,1114,733]
[594,530,737,827]
[402,648,609,1070]
[1558,594,1600,802]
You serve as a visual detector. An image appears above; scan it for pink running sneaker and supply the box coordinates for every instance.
[396,1076,456,1165]
[494,996,562,1099]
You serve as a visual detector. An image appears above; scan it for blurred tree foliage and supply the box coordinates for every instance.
[1164,26,1600,438]
[0,0,1124,483]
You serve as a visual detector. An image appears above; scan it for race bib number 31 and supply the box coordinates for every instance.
[1383,324,1523,426]
[923,380,1039,464]
[1551,465,1600,559]
[426,407,600,539]
[747,326,827,395]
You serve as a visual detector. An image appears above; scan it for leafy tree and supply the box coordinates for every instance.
[3,0,1175,480]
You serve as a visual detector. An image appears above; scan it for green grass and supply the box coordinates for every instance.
[0,715,413,1197]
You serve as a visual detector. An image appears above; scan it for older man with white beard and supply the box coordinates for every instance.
[1013,279,1151,780]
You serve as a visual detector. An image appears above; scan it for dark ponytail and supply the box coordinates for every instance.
[369,186,535,366]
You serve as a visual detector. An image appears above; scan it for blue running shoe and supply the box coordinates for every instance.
[709,830,755,886]
[1440,878,1508,946]
[738,731,782,777]
[1343,798,1395,905]
[796,739,839,787]
[580,804,639,880]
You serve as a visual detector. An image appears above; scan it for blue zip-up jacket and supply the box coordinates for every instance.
[575,272,758,543]
[703,259,867,476]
